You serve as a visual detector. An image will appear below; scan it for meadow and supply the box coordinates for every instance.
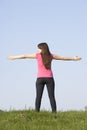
[0,110,87,130]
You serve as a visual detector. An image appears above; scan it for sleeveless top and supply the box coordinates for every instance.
[36,53,53,78]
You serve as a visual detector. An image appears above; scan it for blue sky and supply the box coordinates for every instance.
[0,0,87,111]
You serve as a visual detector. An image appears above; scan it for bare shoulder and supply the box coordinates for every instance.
[52,54,61,60]
[24,54,36,58]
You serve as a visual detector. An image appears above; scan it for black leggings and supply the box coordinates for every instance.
[35,77,57,112]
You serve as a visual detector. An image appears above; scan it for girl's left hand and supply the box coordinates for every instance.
[8,56,15,60]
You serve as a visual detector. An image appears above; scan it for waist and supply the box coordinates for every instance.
[37,71,53,78]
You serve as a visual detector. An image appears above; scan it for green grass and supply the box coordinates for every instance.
[0,110,87,130]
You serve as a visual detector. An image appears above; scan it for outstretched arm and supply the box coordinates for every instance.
[52,55,82,61]
[8,54,36,60]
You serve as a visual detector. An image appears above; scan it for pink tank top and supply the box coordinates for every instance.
[36,53,53,78]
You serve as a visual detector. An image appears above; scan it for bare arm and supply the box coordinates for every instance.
[52,54,82,61]
[8,54,36,60]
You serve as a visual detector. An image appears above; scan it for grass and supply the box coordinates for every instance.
[0,110,87,130]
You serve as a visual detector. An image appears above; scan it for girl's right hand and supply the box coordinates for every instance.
[73,56,82,61]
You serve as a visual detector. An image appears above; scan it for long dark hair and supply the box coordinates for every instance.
[38,42,52,69]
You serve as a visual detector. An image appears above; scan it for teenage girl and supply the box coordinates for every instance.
[8,42,81,112]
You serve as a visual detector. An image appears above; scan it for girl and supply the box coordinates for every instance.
[8,42,81,112]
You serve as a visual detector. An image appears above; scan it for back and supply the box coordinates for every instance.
[36,53,53,78]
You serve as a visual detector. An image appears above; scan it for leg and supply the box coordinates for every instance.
[46,78,57,112]
[35,78,44,112]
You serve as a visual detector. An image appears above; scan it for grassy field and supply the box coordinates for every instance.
[0,110,87,130]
